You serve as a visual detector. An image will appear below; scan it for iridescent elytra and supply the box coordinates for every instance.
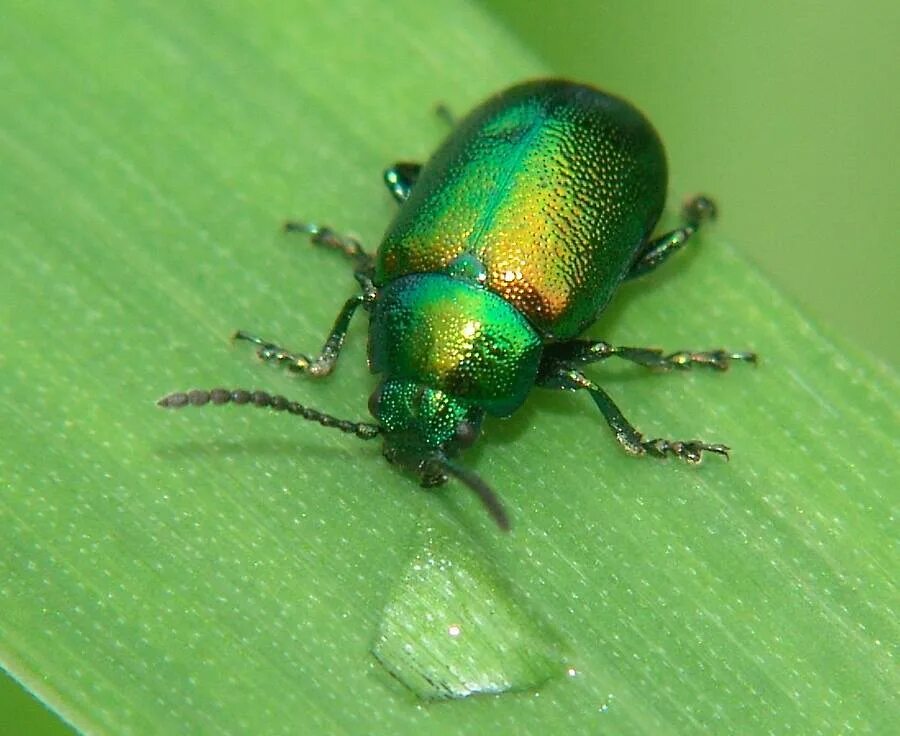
[159,80,756,530]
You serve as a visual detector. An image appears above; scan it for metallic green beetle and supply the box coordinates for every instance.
[159,80,755,530]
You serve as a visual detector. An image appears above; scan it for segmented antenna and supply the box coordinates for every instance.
[438,458,510,531]
[159,389,509,529]
[157,388,381,440]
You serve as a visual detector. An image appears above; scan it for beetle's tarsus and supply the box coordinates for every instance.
[641,438,731,463]
[233,330,313,373]
[283,220,315,234]
[652,349,757,372]
[682,194,718,226]
[434,103,455,127]
[234,294,365,379]
[543,341,757,373]
[283,220,373,269]
[384,162,422,203]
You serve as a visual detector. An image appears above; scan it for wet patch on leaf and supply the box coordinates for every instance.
[372,517,565,700]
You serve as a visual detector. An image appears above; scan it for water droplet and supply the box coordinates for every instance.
[598,693,615,713]
[372,517,564,699]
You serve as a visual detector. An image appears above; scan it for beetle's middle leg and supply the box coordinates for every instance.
[542,340,757,373]
[382,106,454,204]
[538,367,730,463]
[235,294,365,378]
[627,194,717,279]
[383,162,422,203]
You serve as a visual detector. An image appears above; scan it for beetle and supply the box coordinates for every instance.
[159,80,756,530]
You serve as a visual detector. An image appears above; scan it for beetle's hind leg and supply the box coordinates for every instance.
[539,368,730,463]
[627,195,717,280]
[235,294,365,378]
[543,340,757,372]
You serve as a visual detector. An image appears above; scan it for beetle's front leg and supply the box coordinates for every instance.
[282,221,374,277]
[235,294,366,378]
[542,340,757,372]
[539,368,730,463]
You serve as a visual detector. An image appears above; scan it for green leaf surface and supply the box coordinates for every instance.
[2,1,897,734]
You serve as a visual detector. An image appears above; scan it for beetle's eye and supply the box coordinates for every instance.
[367,383,384,418]
[453,421,478,449]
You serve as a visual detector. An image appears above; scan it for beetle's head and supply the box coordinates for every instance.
[368,378,508,529]
[368,378,483,463]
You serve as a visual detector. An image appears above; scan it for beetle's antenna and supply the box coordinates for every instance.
[157,388,381,440]
[438,458,510,531]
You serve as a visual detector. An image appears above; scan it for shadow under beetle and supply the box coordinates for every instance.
[159,80,756,531]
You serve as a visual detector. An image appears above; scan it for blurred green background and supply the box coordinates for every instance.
[3,1,896,733]
[485,0,899,366]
